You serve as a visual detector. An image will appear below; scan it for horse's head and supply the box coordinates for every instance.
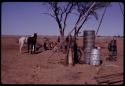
[34,33,37,39]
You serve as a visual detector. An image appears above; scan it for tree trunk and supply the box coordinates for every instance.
[60,31,64,41]
[60,30,65,51]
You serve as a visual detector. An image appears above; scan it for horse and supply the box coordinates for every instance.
[27,33,37,54]
[19,33,37,54]
[19,36,28,53]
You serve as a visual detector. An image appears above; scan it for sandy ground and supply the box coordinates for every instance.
[1,35,123,84]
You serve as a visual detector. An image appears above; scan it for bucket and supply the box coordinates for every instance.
[90,48,101,65]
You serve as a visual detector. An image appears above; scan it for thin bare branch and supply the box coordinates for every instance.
[76,14,89,36]
[42,13,56,19]
[63,3,74,32]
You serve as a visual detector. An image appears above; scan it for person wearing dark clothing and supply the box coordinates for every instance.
[43,40,50,50]
[57,36,60,43]
[108,39,117,61]
[43,42,47,50]
[73,39,79,64]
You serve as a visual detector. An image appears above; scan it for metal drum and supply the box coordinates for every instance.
[83,30,95,64]
[84,30,95,48]
[84,51,91,64]
[90,48,100,65]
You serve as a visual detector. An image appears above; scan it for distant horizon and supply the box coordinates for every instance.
[1,34,124,37]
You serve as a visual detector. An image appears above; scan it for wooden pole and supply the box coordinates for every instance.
[96,5,107,36]
[118,2,124,16]
[68,48,74,66]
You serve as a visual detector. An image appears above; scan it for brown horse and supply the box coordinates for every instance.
[27,33,37,54]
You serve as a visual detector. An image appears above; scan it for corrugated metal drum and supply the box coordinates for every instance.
[90,48,101,65]
[84,51,91,64]
[83,30,95,64]
[84,30,95,48]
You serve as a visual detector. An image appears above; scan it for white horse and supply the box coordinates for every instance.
[19,34,35,53]
[19,37,28,53]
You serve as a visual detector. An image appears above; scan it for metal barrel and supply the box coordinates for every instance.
[84,30,95,48]
[90,48,101,65]
[83,30,95,64]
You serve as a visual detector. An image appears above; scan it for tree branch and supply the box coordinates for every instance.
[42,13,56,19]
[76,14,89,36]
[63,3,74,32]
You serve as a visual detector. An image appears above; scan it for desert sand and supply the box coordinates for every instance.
[1,35,123,85]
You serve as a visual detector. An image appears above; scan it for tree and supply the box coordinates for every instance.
[43,2,76,42]
[42,2,110,64]
[74,2,111,36]
[42,2,110,47]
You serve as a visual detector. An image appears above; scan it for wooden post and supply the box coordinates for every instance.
[68,35,74,66]
[68,48,74,66]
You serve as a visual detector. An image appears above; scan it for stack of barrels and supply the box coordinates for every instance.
[83,30,95,64]
[83,30,101,66]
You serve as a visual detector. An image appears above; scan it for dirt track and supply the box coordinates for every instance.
[1,35,123,84]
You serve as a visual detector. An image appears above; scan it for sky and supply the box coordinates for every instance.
[1,2,124,36]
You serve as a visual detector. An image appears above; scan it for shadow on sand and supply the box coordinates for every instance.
[24,51,43,54]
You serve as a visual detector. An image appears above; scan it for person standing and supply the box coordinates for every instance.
[108,38,117,61]
[57,36,60,43]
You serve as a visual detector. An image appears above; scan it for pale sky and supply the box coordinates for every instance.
[1,2,124,36]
